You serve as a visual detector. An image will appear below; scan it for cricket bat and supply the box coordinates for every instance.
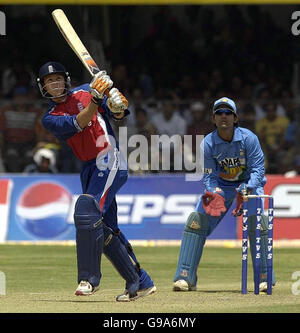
[52,9,100,78]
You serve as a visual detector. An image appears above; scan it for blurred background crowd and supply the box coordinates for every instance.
[0,4,299,175]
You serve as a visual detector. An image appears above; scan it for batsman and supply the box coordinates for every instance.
[37,62,156,301]
[173,97,276,293]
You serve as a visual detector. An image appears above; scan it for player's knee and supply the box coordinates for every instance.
[185,212,209,234]
[74,194,103,230]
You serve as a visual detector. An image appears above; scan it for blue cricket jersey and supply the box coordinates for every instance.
[203,127,266,191]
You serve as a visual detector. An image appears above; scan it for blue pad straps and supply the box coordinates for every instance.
[74,194,103,287]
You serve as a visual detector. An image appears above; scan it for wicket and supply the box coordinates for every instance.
[241,194,274,295]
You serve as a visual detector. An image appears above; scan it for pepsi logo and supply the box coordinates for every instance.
[16,182,72,238]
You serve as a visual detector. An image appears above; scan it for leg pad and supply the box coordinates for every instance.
[174,212,209,287]
[74,194,103,287]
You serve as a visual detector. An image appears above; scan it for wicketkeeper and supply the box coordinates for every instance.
[37,61,156,301]
[173,97,276,293]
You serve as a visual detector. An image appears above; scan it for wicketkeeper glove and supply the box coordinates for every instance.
[90,71,113,101]
[232,183,252,217]
[202,187,226,217]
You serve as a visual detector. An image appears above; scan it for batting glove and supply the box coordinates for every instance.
[90,71,113,101]
[106,88,129,116]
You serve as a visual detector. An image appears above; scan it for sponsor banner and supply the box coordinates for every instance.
[0,174,236,241]
[1,174,299,242]
[236,175,300,240]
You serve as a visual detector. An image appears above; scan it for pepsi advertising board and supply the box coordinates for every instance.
[0,175,237,242]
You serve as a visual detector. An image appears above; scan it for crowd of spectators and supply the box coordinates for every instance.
[0,5,299,175]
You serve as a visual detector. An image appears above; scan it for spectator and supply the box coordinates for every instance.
[0,86,40,172]
[23,147,58,173]
[254,88,286,120]
[278,107,299,174]
[127,107,158,173]
[127,88,151,127]
[187,101,214,156]
[1,60,36,98]
[130,107,158,139]
[239,103,257,134]
[152,97,187,137]
[255,102,290,173]
[151,97,187,172]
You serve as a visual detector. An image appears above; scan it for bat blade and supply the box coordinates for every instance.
[52,9,100,77]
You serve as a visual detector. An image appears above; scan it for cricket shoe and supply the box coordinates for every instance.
[75,281,99,296]
[116,285,157,302]
[173,279,196,292]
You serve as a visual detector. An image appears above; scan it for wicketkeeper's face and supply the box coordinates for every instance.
[213,109,238,129]
[43,73,65,98]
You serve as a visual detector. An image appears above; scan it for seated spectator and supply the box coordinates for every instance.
[23,147,58,173]
[129,107,158,139]
[151,97,187,172]
[239,103,257,134]
[127,88,151,127]
[0,86,41,172]
[127,107,158,173]
[279,108,299,174]
[1,60,36,98]
[255,102,290,173]
[254,88,286,120]
[34,111,61,169]
[152,97,187,137]
[187,101,214,156]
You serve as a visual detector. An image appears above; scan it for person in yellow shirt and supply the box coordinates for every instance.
[255,102,290,173]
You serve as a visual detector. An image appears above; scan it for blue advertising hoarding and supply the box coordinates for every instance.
[0,174,237,242]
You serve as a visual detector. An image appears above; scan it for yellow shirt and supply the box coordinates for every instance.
[255,116,290,147]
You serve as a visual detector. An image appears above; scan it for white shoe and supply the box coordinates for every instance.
[173,280,196,292]
[75,281,99,296]
[116,285,157,302]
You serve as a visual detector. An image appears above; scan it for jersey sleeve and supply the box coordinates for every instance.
[42,108,80,141]
[202,138,219,192]
[245,132,265,190]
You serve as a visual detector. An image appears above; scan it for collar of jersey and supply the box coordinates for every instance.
[213,127,243,144]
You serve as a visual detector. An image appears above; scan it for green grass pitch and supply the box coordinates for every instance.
[0,244,299,313]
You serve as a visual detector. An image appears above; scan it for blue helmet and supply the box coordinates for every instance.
[37,61,71,98]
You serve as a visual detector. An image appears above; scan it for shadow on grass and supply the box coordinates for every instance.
[198,290,242,294]
[29,299,112,303]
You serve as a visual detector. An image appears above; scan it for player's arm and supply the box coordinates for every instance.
[42,109,80,141]
[202,139,219,192]
[77,72,129,128]
[245,133,265,190]
[202,139,226,217]
[76,99,98,129]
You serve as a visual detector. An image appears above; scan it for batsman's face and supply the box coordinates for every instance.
[44,74,65,97]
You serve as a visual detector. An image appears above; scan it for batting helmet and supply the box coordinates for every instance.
[37,61,71,98]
